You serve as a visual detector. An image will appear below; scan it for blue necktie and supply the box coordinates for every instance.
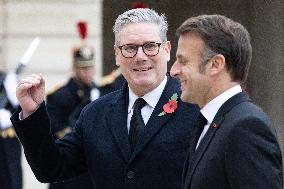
[129,98,146,153]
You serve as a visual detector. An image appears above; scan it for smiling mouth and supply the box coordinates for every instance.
[133,67,152,72]
[180,80,186,89]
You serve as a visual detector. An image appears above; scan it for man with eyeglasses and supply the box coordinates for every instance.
[11,8,199,189]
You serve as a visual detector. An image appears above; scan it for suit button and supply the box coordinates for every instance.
[127,171,134,179]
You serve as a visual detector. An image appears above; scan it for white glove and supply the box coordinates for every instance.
[90,88,100,101]
[4,72,19,107]
[0,108,12,129]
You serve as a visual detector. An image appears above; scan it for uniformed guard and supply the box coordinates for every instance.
[0,71,22,189]
[99,68,126,95]
[46,21,99,189]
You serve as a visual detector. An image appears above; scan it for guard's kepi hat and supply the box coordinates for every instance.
[72,21,95,67]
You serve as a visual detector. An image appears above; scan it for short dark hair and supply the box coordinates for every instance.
[176,14,252,82]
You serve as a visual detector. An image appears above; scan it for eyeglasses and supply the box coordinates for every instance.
[118,42,162,58]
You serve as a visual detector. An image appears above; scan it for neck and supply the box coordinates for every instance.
[74,77,92,88]
[201,80,239,108]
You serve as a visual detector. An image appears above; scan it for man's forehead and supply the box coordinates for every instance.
[121,22,158,30]
[176,39,188,57]
[119,22,161,43]
[178,34,204,50]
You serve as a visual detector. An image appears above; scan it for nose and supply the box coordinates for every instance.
[135,46,148,60]
[170,61,181,78]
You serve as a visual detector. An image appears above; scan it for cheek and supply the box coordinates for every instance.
[119,61,130,71]
[120,62,133,80]
[154,57,167,72]
[116,56,122,66]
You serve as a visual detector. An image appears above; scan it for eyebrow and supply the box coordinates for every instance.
[120,41,160,46]
[176,54,182,59]
[176,54,186,60]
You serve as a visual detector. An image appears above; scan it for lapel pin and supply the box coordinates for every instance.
[158,93,178,116]
[212,123,218,128]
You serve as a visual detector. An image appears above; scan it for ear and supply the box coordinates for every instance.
[164,41,171,62]
[207,54,226,76]
[114,45,120,66]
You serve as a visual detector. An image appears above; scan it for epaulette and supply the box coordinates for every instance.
[0,127,17,138]
[55,127,72,139]
[46,83,64,96]
[98,68,121,87]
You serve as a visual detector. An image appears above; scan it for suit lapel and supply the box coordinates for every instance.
[184,116,223,188]
[184,92,251,187]
[129,77,180,161]
[106,84,131,163]
[181,119,200,187]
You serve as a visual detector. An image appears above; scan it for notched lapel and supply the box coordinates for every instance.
[105,86,131,163]
[184,92,251,187]
[184,116,224,188]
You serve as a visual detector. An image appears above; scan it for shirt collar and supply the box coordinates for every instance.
[201,85,242,124]
[128,76,167,113]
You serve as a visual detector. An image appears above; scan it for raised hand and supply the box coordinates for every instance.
[16,74,45,118]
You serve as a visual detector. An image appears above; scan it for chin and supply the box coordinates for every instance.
[133,76,154,85]
[180,93,191,103]
[138,82,155,91]
[130,80,156,95]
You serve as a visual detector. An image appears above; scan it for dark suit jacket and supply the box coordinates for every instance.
[11,76,199,189]
[182,92,283,189]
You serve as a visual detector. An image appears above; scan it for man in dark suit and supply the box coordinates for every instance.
[11,8,199,189]
[170,14,283,189]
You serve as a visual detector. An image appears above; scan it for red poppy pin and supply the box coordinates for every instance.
[158,93,178,116]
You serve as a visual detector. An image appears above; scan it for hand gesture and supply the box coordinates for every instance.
[16,74,45,118]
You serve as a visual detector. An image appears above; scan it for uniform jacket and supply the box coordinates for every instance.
[46,77,101,135]
[46,78,99,189]
[12,76,200,189]
[0,137,22,189]
[99,74,126,95]
[0,72,22,189]
[182,92,283,189]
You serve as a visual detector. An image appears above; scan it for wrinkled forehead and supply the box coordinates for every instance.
[117,22,162,45]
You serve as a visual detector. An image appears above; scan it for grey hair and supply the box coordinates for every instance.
[199,47,218,73]
[201,47,218,64]
[113,8,168,45]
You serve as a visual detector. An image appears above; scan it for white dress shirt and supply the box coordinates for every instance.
[127,76,167,132]
[196,85,242,149]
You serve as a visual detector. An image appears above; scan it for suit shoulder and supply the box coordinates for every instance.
[223,101,274,138]
[232,101,270,122]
